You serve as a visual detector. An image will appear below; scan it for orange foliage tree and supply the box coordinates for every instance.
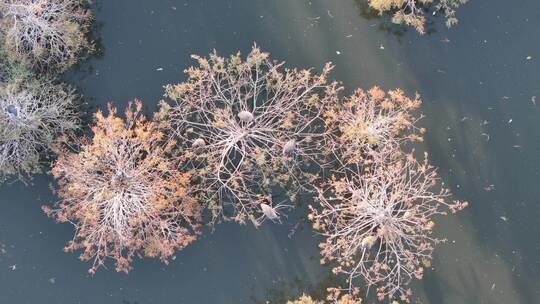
[43,101,202,274]
[323,87,424,166]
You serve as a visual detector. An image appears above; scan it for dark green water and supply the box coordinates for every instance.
[1,1,539,303]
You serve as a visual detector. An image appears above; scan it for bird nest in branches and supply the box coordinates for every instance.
[158,46,340,224]
[44,101,202,274]
[0,64,79,183]
[0,0,93,72]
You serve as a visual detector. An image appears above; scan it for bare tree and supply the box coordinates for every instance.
[0,63,79,182]
[158,46,340,225]
[0,0,93,72]
[310,88,468,302]
[43,101,202,274]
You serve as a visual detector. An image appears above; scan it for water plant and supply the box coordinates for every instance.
[0,0,93,72]
[43,101,202,274]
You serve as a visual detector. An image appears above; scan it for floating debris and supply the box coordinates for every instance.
[483,184,495,191]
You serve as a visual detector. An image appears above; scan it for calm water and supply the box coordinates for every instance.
[1,1,539,303]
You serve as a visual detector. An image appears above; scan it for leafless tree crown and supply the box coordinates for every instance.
[159,46,340,225]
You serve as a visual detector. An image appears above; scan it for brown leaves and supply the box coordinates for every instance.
[1,0,94,72]
[44,101,201,274]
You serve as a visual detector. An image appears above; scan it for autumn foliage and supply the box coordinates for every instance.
[0,59,79,182]
[368,0,467,33]
[44,101,202,274]
[287,293,361,304]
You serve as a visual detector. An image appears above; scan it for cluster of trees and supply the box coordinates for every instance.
[0,0,93,182]
[368,0,468,33]
[309,87,467,302]
[41,46,465,303]
[0,1,470,302]
[158,47,340,225]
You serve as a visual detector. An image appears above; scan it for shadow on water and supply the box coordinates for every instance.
[353,0,408,39]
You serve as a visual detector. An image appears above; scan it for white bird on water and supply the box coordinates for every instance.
[257,201,292,225]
